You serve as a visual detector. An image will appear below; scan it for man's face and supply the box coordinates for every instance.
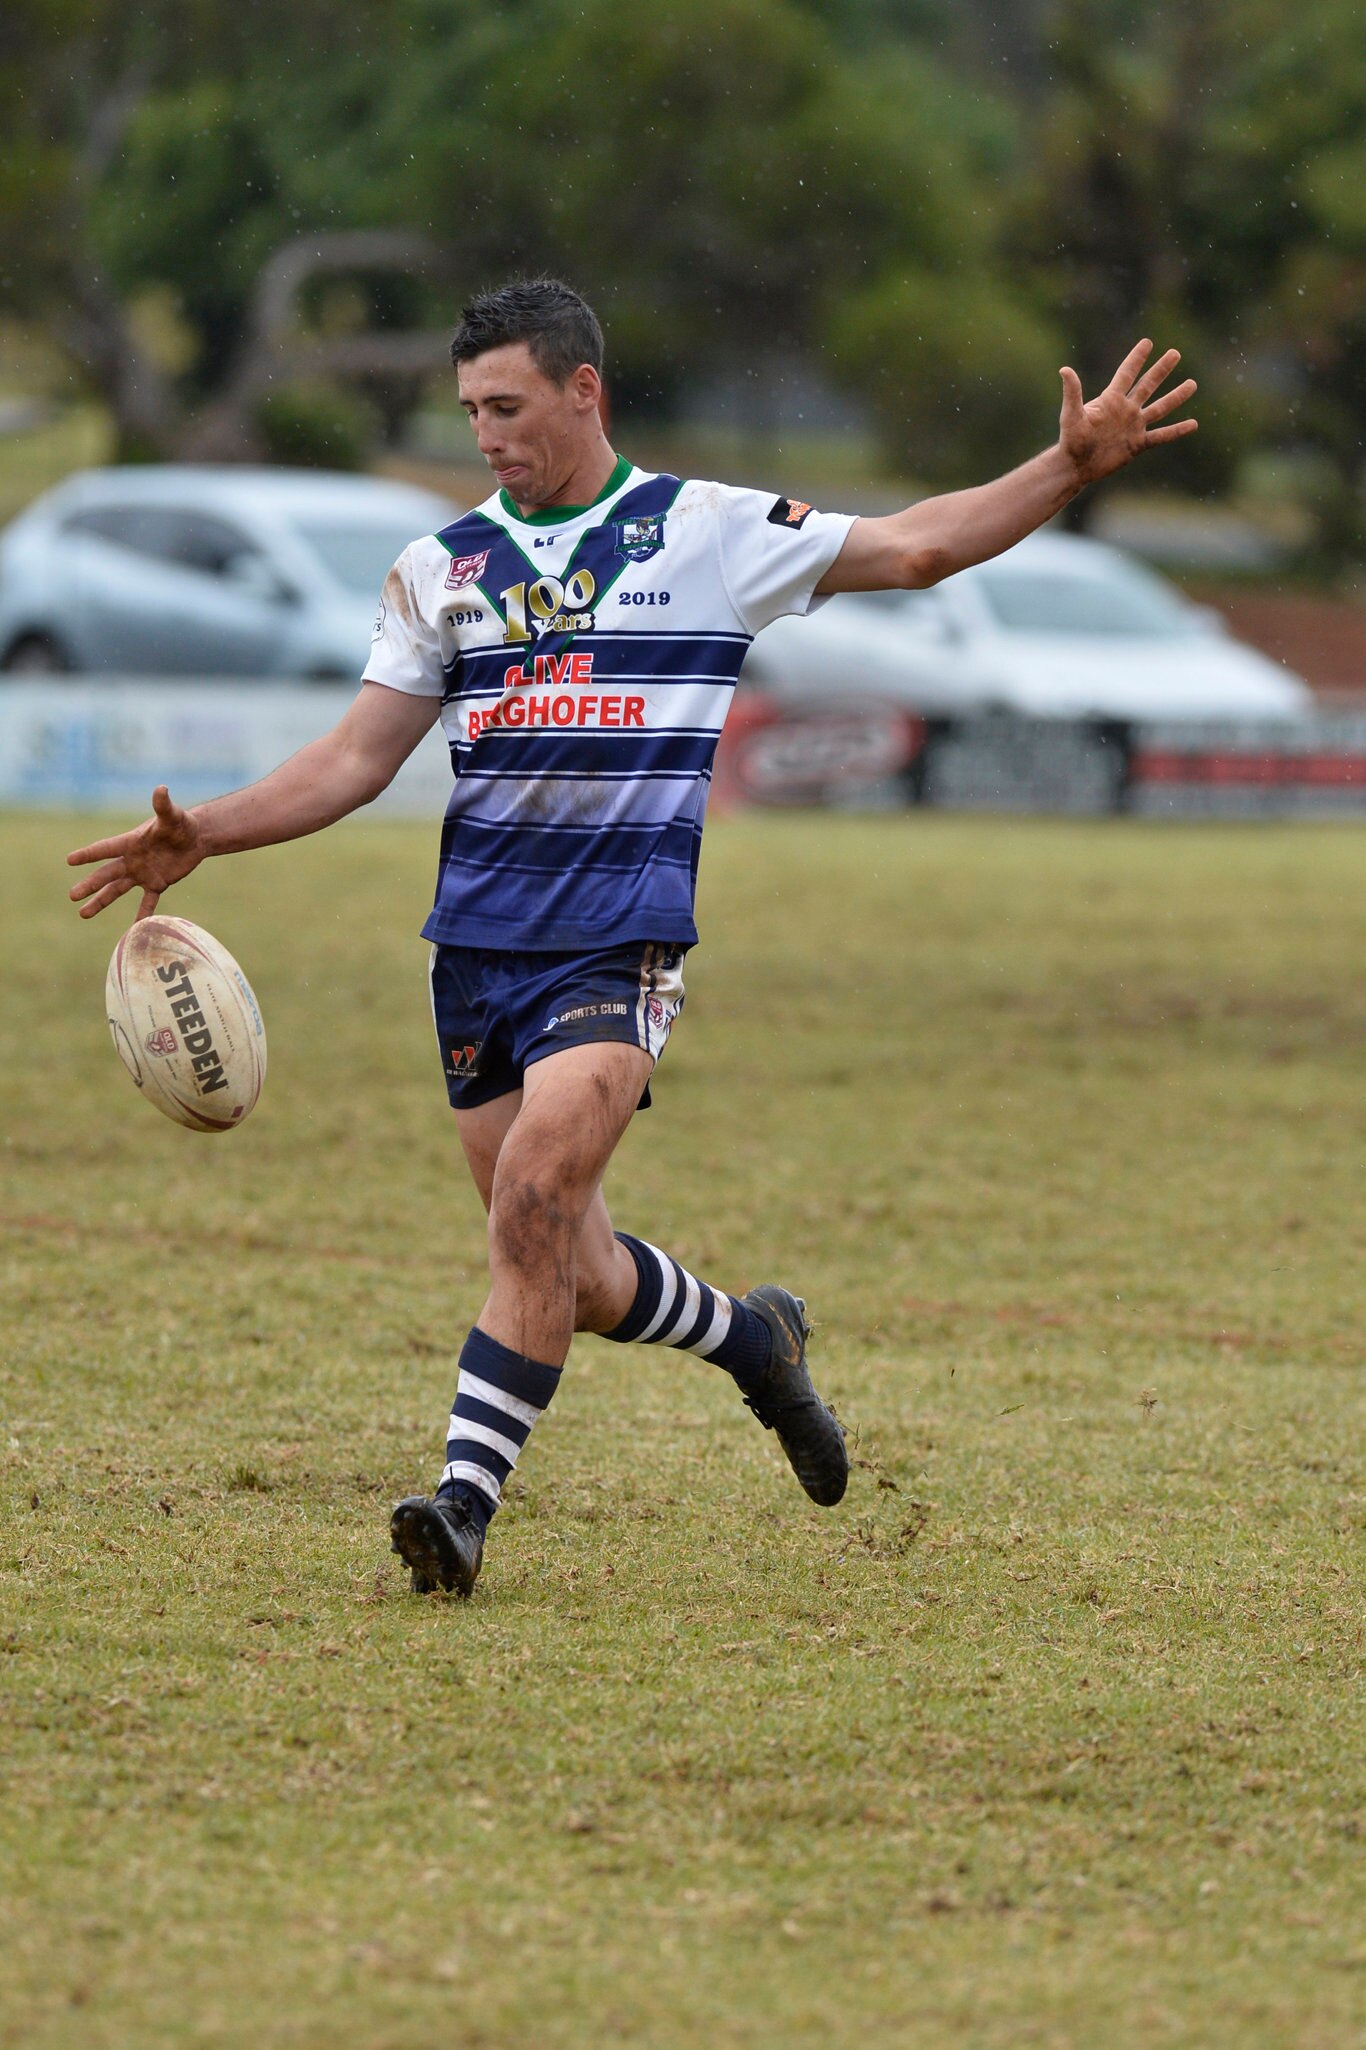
[457,343,599,508]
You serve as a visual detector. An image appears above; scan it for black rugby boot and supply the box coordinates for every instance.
[390,1492,484,1597]
[739,1285,848,1507]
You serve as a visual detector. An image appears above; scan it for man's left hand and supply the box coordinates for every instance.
[1059,341,1197,487]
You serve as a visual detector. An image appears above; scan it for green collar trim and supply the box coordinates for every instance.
[498,452,633,526]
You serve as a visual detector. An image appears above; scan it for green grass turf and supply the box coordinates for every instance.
[1,808,1363,2050]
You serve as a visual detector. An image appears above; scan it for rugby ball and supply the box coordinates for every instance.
[105,916,267,1132]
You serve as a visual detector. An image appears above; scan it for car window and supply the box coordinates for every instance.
[62,504,256,577]
[64,505,181,562]
[164,512,259,577]
[294,520,431,594]
[974,561,1196,637]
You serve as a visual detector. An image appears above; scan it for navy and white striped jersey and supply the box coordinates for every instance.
[366,458,854,950]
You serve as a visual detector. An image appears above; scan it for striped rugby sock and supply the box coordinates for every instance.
[603,1233,773,1388]
[436,1326,562,1530]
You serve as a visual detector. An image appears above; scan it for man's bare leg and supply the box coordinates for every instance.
[453,1047,848,1507]
[390,1042,651,1594]
[392,1039,847,1593]
[454,1041,847,1497]
[453,1073,640,1341]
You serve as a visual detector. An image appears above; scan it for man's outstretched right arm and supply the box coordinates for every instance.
[67,680,440,920]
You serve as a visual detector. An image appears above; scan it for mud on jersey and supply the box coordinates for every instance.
[365,460,854,950]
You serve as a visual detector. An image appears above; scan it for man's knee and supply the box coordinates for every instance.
[489,1173,574,1275]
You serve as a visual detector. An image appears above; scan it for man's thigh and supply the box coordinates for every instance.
[455,1038,650,1215]
[454,1088,630,1330]
[454,1094,522,1213]
[494,1041,654,1215]
[439,943,672,1228]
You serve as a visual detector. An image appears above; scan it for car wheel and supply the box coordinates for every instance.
[1,632,72,674]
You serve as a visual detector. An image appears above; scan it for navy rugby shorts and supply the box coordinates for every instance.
[429,941,687,1111]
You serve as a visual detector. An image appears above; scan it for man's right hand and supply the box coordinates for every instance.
[67,785,204,920]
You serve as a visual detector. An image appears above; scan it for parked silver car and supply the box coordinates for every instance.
[745,528,1313,720]
[0,466,459,678]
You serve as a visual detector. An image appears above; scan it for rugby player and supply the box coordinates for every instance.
[68,279,1197,1598]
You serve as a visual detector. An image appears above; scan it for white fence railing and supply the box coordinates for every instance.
[2,681,1364,818]
[0,681,451,815]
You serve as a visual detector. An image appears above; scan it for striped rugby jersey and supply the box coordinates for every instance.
[366,457,854,950]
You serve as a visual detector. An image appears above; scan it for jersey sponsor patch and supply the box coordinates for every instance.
[468,687,645,739]
[445,548,490,591]
[371,595,386,640]
[767,497,814,530]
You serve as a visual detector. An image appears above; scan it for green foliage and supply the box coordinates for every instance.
[89,83,286,396]
[1023,0,1366,542]
[255,381,373,470]
[829,269,1063,482]
[3,0,1365,519]
[363,0,850,375]
[350,0,1039,458]
[0,0,1042,472]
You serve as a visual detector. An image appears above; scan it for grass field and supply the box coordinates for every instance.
[1,808,1363,2050]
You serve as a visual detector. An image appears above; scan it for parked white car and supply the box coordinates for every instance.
[0,466,459,678]
[744,528,1313,720]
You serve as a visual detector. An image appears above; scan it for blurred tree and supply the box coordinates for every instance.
[1019,0,1262,513]
[7,0,1363,517]
[794,0,1056,84]
[0,0,454,459]
[807,47,1062,479]
[0,0,1053,476]
[1235,1,1366,561]
[1021,0,1366,551]
[363,0,1051,476]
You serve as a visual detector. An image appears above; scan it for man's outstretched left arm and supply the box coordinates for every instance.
[816,340,1197,595]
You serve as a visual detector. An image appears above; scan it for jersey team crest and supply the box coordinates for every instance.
[615,513,665,562]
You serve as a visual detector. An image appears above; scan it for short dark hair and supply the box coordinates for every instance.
[450,278,604,385]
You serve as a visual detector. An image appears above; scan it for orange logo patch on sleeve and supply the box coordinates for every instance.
[767,497,815,530]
